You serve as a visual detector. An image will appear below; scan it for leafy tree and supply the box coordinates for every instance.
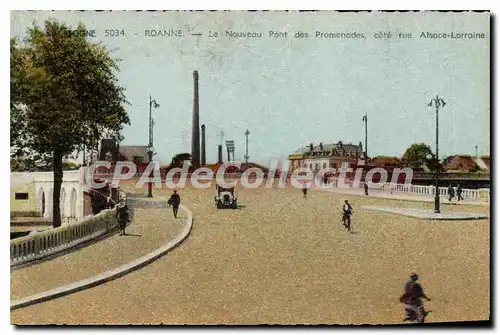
[11,20,130,227]
[402,143,434,169]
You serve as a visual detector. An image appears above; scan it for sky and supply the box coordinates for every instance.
[10,11,490,165]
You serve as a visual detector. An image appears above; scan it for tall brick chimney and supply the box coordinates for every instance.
[201,124,206,166]
[218,145,223,164]
[191,71,200,168]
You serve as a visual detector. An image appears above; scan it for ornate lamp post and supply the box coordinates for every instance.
[147,145,155,198]
[148,96,160,198]
[149,95,160,147]
[244,129,250,169]
[428,95,446,213]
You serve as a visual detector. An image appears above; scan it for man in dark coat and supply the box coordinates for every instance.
[168,190,181,218]
[457,183,463,202]
[91,191,107,215]
[116,199,129,236]
[448,183,455,202]
[302,184,308,199]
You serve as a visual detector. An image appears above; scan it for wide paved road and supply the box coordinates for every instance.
[11,183,490,325]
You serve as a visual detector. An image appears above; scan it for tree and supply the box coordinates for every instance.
[402,143,434,169]
[11,20,130,227]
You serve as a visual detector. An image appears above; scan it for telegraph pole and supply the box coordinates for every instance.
[428,95,446,213]
[244,129,250,169]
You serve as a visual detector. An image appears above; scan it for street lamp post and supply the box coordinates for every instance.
[362,113,368,160]
[428,95,446,213]
[148,95,160,198]
[244,129,250,169]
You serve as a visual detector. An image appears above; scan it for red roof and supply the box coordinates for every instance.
[444,155,477,171]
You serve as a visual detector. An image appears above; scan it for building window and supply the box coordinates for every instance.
[15,193,29,200]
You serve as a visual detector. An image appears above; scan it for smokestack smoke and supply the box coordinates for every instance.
[201,124,206,166]
[191,71,200,168]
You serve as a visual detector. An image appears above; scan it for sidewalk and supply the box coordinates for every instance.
[11,196,185,301]
[313,185,489,206]
[362,205,489,220]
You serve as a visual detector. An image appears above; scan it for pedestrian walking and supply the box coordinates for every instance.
[399,273,431,323]
[448,183,455,202]
[168,190,181,218]
[302,184,308,199]
[342,200,354,231]
[116,199,129,236]
[364,183,369,196]
[457,183,463,202]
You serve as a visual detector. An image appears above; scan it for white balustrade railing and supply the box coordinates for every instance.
[325,177,488,201]
[10,208,118,267]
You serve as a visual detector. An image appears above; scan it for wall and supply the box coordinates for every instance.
[10,168,86,224]
[10,174,37,216]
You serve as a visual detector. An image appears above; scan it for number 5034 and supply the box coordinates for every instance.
[105,29,125,37]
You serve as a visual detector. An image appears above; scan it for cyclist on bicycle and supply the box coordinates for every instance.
[342,200,353,231]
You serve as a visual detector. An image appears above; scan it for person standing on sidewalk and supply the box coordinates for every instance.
[457,183,463,202]
[302,184,308,199]
[168,190,181,218]
[448,183,455,202]
[364,182,369,196]
[116,199,129,236]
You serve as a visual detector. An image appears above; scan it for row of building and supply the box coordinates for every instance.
[287,141,490,173]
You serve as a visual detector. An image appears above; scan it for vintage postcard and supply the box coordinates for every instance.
[10,10,490,325]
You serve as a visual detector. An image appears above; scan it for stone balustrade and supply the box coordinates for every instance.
[10,208,118,267]
[325,177,488,201]
[385,182,484,200]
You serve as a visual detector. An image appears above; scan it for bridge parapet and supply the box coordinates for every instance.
[10,208,117,267]
[325,177,489,202]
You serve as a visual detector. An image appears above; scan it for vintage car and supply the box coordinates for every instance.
[215,185,237,209]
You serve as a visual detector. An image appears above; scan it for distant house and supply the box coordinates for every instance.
[118,146,150,164]
[288,141,364,172]
[98,139,150,164]
[369,156,401,168]
[443,155,480,172]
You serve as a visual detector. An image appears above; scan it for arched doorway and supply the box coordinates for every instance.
[70,188,77,218]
